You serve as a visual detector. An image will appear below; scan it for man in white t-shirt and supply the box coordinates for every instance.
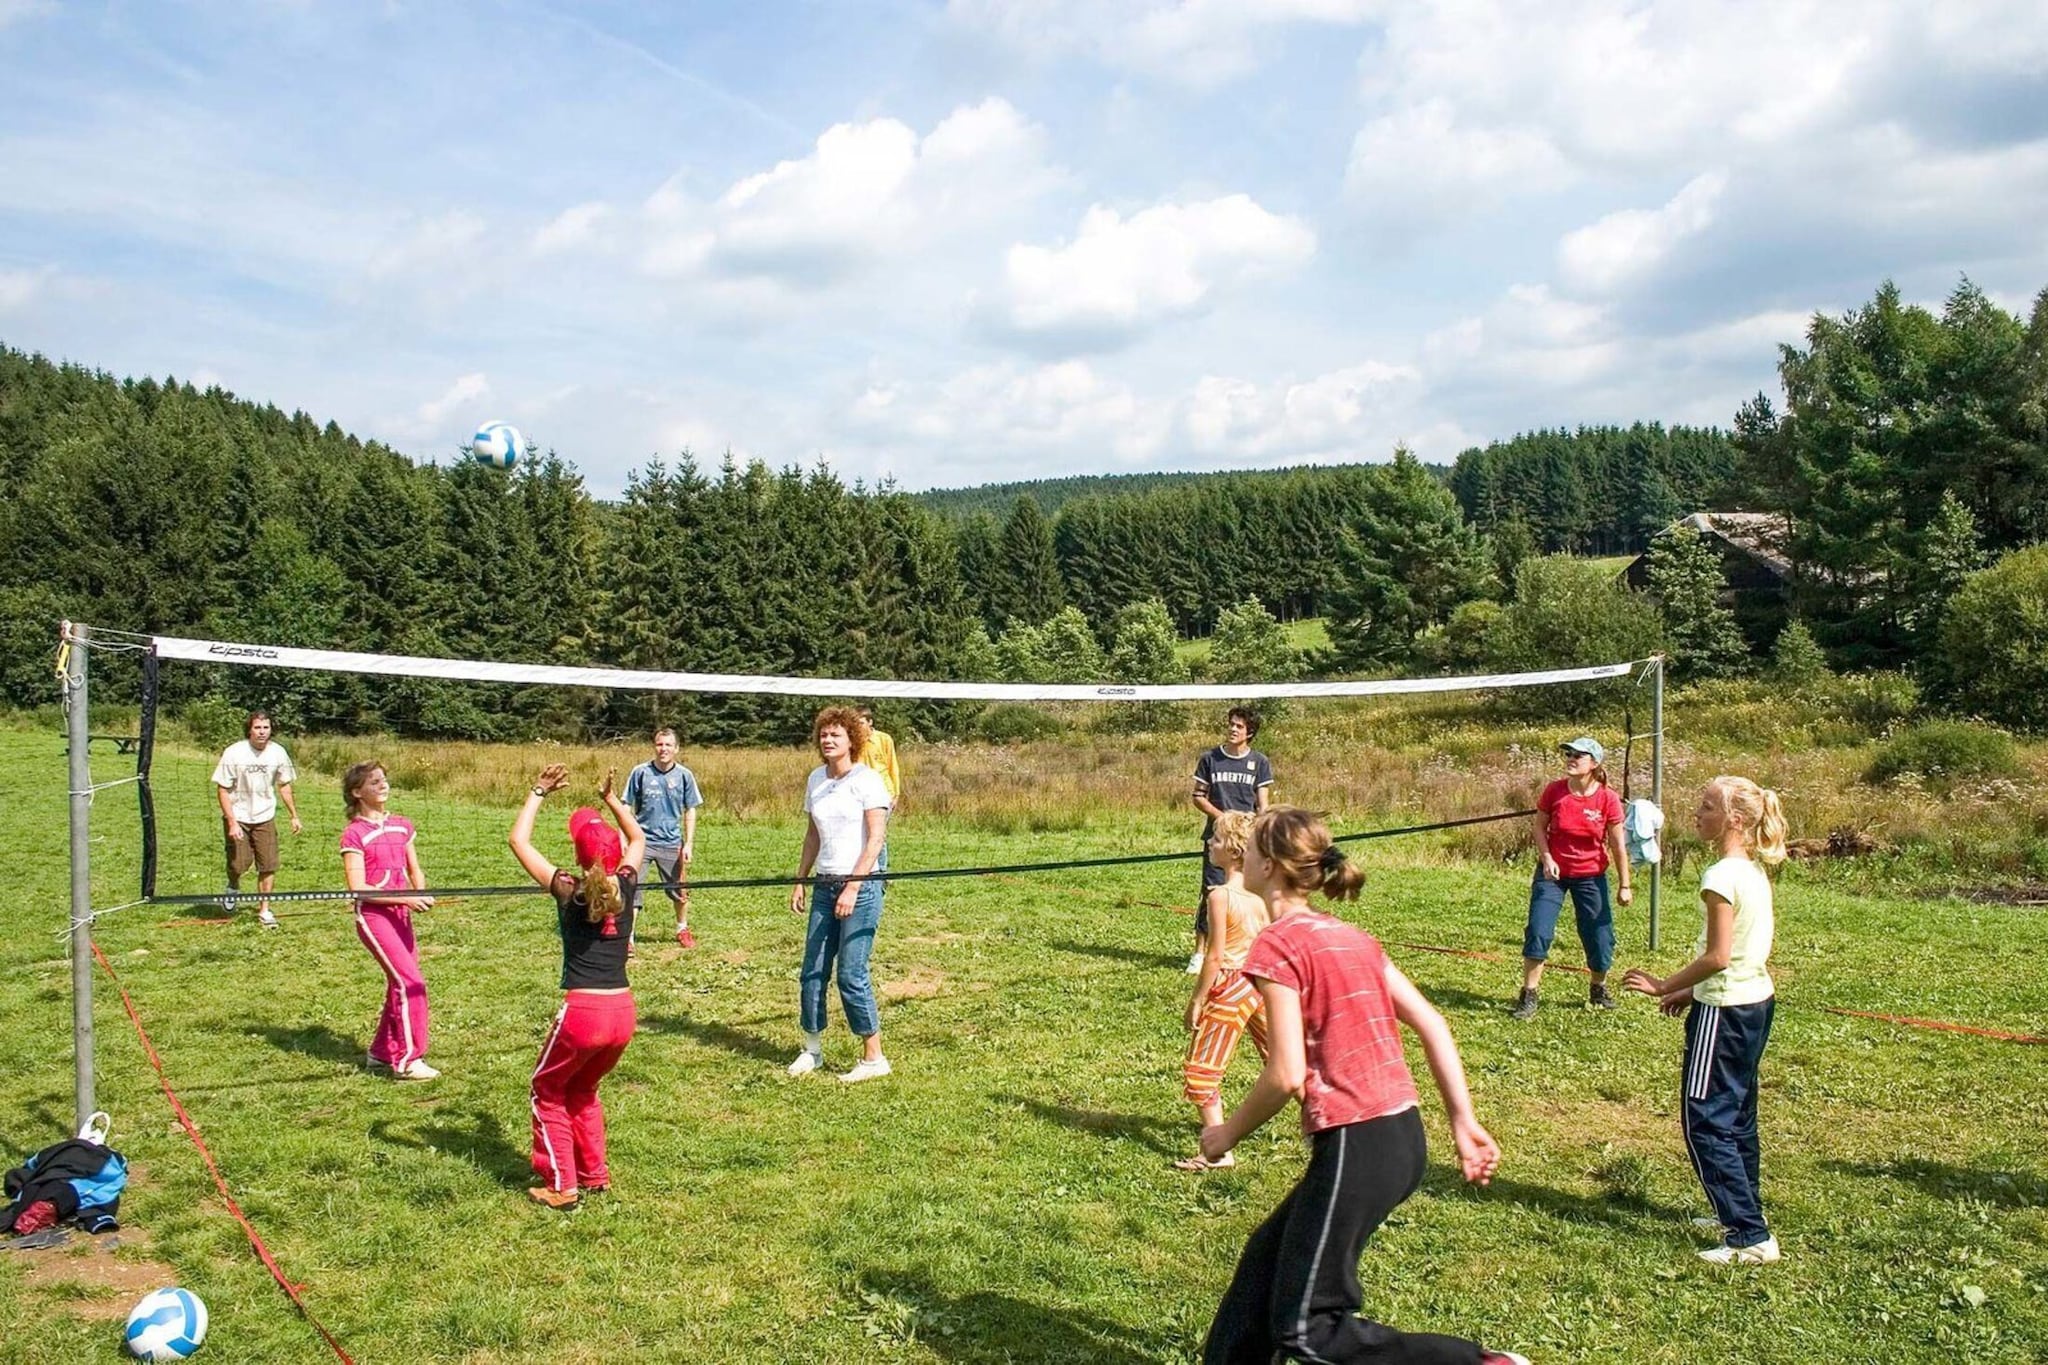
[211,711,301,928]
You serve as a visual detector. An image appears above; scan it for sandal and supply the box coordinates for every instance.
[1173,1153,1237,1172]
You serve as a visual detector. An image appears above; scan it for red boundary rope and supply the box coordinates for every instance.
[1391,941,2046,1042]
[91,941,358,1364]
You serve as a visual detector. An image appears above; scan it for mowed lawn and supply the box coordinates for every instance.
[1,729,2044,1363]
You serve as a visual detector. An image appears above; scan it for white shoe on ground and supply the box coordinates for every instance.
[1186,951,1205,974]
[787,1048,823,1078]
[392,1060,440,1081]
[840,1057,892,1083]
[257,908,279,929]
[1698,1236,1780,1265]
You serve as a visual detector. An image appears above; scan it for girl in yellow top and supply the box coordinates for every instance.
[1176,811,1271,1171]
[1625,775,1787,1266]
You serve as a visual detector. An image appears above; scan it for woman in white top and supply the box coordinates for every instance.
[787,706,893,1083]
[1624,775,1787,1266]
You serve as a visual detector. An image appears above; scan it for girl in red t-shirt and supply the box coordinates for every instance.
[1511,736,1632,1019]
[1198,807,1529,1365]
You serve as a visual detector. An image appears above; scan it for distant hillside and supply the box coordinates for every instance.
[915,461,1444,520]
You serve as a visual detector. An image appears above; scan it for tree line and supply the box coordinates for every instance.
[4,271,2047,739]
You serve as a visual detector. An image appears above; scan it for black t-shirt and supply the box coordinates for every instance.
[551,866,638,991]
[1193,745,1274,838]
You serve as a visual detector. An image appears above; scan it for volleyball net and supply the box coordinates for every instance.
[60,623,1665,925]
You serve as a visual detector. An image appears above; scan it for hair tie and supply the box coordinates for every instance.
[1319,845,1346,874]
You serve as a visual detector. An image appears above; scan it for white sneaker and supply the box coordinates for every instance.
[257,908,280,929]
[1186,951,1205,975]
[392,1060,441,1081]
[1698,1236,1780,1265]
[787,1048,823,1078]
[839,1057,892,1083]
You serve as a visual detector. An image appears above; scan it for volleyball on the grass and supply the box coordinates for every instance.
[124,1287,207,1361]
[471,420,523,469]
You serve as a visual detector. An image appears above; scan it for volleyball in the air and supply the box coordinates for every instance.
[124,1287,207,1361]
[471,420,523,470]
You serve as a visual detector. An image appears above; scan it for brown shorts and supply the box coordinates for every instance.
[226,819,280,881]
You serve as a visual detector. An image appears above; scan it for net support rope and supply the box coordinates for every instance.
[100,808,1540,925]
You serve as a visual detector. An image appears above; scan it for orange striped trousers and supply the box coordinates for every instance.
[1183,968,1269,1105]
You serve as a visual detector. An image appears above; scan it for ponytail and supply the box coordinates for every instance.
[1251,807,1364,902]
[1711,775,1788,868]
[583,870,622,924]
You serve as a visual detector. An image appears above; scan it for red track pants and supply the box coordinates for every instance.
[530,990,636,1192]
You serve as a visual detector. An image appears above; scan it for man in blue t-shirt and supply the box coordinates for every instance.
[623,726,705,947]
[1189,706,1274,972]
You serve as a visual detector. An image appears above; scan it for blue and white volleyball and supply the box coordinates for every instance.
[471,420,524,470]
[124,1287,207,1361]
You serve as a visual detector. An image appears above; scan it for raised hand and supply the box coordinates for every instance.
[535,763,570,794]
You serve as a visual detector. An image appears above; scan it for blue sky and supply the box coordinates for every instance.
[3,1,2046,495]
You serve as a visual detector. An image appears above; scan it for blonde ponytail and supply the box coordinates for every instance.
[584,871,622,924]
[1712,776,1788,868]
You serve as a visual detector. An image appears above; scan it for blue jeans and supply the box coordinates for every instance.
[1523,870,1615,972]
[800,876,884,1037]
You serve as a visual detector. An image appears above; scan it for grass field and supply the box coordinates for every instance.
[1176,617,1332,672]
[2,723,2045,1363]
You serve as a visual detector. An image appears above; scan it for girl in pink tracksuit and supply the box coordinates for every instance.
[340,761,436,1080]
[508,763,646,1211]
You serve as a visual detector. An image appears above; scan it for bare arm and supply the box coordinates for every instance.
[404,843,431,908]
[1186,890,1228,1027]
[1192,786,1225,821]
[1534,807,1557,879]
[217,784,239,837]
[1256,785,1271,814]
[1627,893,1734,999]
[601,768,646,870]
[681,805,698,860]
[1387,961,1499,1184]
[279,781,301,832]
[1202,979,1305,1160]
[507,764,568,888]
[790,822,820,914]
[1608,821,1633,904]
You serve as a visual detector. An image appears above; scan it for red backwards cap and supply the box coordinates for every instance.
[567,807,622,873]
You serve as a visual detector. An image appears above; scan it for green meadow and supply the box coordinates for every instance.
[1,721,2044,1364]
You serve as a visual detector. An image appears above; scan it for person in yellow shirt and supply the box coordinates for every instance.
[857,707,902,875]
[855,707,901,806]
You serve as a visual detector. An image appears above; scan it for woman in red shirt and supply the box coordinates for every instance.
[1198,807,1529,1365]
[1511,736,1632,1019]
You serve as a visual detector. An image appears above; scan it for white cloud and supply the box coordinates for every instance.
[0,1,56,29]
[992,195,1315,350]
[1184,359,1421,458]
[0,264,55,311]
[365,211,487,279]
[1556,170,1727,295]
[1344,98,1569,236]
[388,372,491,444]
[640,98,1056,287]
[532,202,612,255]
[948,0,1377,87]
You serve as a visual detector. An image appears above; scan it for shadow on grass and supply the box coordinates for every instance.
[368,1109,529,1188]
[1443,1171,1693,1227]
[638,1013,788,1065]
[177,1070,340,1096]
[1001,1094,1184,1159]
[252,1023,365,1065]
[1047,938,1189,971]
[857,1270,1174,1365]
[1821,1157,2048,1208]
[0,1098,73,1157]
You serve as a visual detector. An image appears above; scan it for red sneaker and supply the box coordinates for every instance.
[676,926,697,948]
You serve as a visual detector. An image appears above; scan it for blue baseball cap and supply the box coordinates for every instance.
[1560,736,1606,764]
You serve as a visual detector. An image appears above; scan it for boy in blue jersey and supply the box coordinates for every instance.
[623,726,705,947]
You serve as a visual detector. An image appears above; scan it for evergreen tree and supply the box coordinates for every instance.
[1769,618,1829,685]
[989,496,1063,626]
[1326,450,1494,669]
[1644,526,1749,680]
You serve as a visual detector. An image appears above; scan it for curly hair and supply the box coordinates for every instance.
[812,705,871,756]
[1208,810,1255,865]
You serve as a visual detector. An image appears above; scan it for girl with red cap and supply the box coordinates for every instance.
[508,763,646,1211]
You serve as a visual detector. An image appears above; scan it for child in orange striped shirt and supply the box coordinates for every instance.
[1177,811,1271,1171]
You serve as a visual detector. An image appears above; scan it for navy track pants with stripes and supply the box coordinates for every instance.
[1682,996,1775,1249]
